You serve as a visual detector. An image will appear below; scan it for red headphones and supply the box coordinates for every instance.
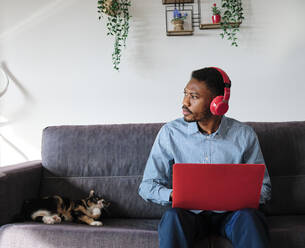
[210,67,231,116]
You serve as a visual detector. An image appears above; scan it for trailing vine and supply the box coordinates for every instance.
[220,0,244,47]
[98,0,131,70]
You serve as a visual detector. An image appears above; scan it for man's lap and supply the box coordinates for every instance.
[159,208,267,241]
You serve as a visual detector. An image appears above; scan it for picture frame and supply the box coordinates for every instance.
[165,6,194,36]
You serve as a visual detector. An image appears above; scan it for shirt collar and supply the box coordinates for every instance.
[187,115,228,137]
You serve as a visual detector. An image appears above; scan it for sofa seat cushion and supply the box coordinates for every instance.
[268,215,305,248]
[4,216,304,248]
[0,219,159,248]
[0,219,211,248]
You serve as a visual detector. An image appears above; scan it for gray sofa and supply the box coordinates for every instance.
[0,121,305,248]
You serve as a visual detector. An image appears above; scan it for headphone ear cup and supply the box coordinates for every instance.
[210,96,229,115]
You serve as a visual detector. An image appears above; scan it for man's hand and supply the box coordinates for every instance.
[170,191,173,201]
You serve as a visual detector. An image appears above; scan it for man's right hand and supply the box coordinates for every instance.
[170,191,173,201]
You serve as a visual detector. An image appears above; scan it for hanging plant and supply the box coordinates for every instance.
[220,0,244,47]
[97,0,131,71]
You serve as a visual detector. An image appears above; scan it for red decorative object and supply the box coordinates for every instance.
[212,14,221,24]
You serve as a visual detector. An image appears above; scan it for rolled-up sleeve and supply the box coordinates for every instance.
[243,127,272,204]
[138,125,174,206]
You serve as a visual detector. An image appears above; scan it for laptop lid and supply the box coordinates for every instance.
[172,163,265,211]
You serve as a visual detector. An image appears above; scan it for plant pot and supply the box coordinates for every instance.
[103,0,117,16]
[212,14,221,24]
[171,19,184,31]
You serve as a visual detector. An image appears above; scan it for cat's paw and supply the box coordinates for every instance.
[52,215,62,223]
[42,216,56,224]
[90,221,103,226]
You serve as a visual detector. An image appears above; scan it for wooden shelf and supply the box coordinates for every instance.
[200,22,242,30]
[162,0,194,4]
[167,30,194,36]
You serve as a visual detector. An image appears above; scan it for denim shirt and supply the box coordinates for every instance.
[138,116,272,211]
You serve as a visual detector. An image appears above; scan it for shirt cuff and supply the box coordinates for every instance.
[160,188,173,203]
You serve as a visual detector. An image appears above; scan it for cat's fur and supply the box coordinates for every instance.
[17,190,110,226]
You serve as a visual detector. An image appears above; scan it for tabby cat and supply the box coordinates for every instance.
[18,190,110,226]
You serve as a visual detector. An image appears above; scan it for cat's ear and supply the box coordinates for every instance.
[89,190,95,197]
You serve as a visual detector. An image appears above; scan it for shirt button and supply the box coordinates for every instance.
[205,157,209,160]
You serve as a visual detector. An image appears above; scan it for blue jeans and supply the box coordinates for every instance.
[158,208,269,248]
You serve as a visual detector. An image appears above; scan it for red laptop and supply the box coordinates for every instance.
[172,163,265,211]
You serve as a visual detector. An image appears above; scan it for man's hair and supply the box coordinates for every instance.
[191,67,225,96]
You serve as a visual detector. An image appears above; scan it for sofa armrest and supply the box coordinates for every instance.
[0,160,42,225]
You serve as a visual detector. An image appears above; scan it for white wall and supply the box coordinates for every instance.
[0,0,305,166]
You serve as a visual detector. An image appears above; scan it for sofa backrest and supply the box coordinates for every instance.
[41,121,305,218]
[40,124,169,218]
[247,121,305,215]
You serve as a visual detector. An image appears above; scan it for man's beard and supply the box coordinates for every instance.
[183,107,213,123]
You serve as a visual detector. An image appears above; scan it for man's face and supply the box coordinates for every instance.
[182,78,215,123]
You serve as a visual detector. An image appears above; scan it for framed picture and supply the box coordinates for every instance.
[165,6,194,36]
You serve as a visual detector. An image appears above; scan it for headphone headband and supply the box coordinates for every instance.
[210,67,231,102]
[211,67,231,85]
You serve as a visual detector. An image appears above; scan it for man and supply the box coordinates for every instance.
[138,67,272,248]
